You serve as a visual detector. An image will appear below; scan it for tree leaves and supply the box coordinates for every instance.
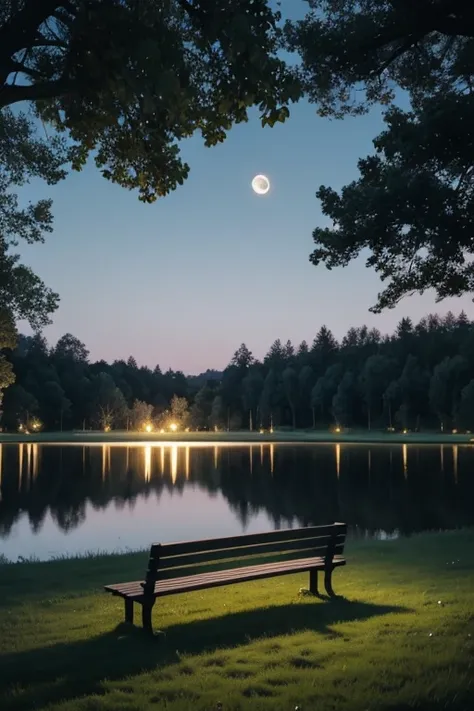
[286,0,474,309]
[311,92,474,310]
[1,0,299,201]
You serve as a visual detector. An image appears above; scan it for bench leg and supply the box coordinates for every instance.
[309,569,319,595]
[141,599,156,634]
[324,567,336,597]
[124,598,134,625]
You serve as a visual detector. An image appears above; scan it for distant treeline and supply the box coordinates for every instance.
[3,311,474,432]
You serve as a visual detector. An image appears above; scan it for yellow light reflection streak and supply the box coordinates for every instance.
[27,442,31,479]
[101,445,111,479]
[144,445,152,482]
[19,443,23,484]
[440,444,444,472]
[453,444,458,484]
[171,445,178,484]
[214,446,218,470]
[335,443,340,478]
[260,444,263,466]
[160,446,165,475]
[270,443,274,474]
[32,444,38,479]
[249,445,253,474]
[185,446,190,478]
[402,444,408,478]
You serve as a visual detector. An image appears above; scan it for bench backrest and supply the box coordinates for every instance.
[142,522,346,593]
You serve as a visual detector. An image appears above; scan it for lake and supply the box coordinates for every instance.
[0,442,473,561]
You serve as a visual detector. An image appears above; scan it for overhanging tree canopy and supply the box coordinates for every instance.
[286,1,474,310]
[0,0,299,384]
[1,0,299,201]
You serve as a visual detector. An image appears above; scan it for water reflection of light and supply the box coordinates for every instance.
[185,446,190,478]
[32,444,38,479]
[335,443,340,478]
[260,444,264,466]
[101,445,111,478]
[270,443,274,474]
[368,448,372,476]
[214,446,219,470]
[249,445,253,474]
[171,445,178,484]
[144,445,152,482]
[19,443,24,482]
[27,442,32,478]
[160,446,165,475]
[402,444,408,477]
[453,445,458,484]
[440,444,444,472]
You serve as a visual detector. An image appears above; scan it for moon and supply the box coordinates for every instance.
[251,174,270,195]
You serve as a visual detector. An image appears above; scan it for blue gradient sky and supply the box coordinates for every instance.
[17,10,472,374]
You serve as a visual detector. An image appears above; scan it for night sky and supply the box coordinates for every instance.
[17,3,472,374]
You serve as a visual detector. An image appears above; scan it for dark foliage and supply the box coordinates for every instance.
[4,311,474,432]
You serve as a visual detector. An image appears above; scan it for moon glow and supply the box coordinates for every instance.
[251,174,270,195]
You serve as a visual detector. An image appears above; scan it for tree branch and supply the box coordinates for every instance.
[372,35,423,76]
[32,37,67,48]
[0,0,63,62]
[8,60,45,81]
[0,76,76,108]
[455,165,474,193]
[432,17,474,38]
[362,3,474,66]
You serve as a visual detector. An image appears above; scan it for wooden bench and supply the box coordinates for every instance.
[104,522,347,633]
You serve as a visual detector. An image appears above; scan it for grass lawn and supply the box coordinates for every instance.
[2,429,474,445]
[0,530,473,711]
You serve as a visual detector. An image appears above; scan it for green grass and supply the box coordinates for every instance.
[2,428,474,445]
[1,532,473,710]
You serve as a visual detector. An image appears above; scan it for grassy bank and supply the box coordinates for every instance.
[1,429,474,445]
[0,531,473,710]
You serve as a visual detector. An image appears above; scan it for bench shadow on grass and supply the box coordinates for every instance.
[0,598,409,711]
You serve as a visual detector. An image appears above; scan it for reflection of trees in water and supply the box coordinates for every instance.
[0,443,473,538]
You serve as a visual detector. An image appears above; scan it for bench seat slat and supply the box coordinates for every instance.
[105,555,346,600]
[157,523,346,558]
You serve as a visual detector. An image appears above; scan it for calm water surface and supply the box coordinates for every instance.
[0,442,473,561]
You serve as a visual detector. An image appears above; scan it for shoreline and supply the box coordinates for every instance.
[1,429,473,445]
